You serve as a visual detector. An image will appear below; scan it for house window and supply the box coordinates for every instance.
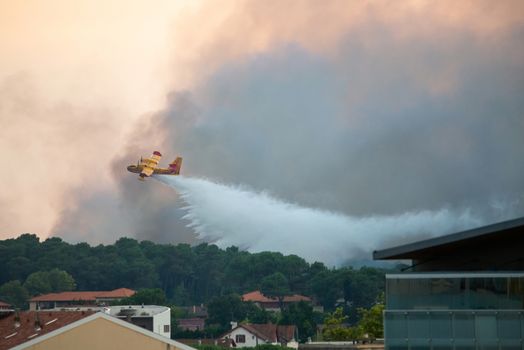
[164,325,170,333]
[236,334,246,343]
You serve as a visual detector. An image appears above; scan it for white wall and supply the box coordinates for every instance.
[226,327,269,348]
[152,307,171,338]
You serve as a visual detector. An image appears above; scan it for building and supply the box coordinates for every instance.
[1,311,195,350]
[0,306,172,348]
[373,216,524,349]
[176,317,205,331]
[106,305,171,338]
[93,288,136,305]
[175,304,208,332]
[0,301,13,319]
[242,291,322,312]
[0,301,12,310]
[179,305,208,319]
[0,310,95,350]
[221,322,297,348]
[29,288,135,310]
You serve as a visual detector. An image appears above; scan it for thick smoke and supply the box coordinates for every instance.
[51,1,524,251]
[158,37,524,219]
[156,175,482,266]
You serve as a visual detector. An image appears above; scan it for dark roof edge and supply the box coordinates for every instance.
[373,216,524,260]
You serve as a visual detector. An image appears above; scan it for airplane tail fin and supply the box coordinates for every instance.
[169,157,183,175]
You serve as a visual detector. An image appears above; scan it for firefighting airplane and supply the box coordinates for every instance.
[127,151,182,181]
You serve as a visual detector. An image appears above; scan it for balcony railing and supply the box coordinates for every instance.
[385,309,524,350]
[386,273,524,311]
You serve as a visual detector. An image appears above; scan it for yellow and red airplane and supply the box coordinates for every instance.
[127,151,182,181]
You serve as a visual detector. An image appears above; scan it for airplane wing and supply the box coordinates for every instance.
[141,165,155,177]
[140,151,162,177]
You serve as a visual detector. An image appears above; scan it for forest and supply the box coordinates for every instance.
[0,233,394,335]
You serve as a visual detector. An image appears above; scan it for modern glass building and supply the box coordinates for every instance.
[374,217,524,350]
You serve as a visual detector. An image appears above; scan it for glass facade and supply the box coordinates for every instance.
[385,273,524,350]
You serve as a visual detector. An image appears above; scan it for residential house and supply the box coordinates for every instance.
[221,322,297,348]
[94,288,136,305]
[176,318,205,332]
[0,311,195,350]
[179,305,208,319]
[29,288,135,311]
[242,291,322,312]
[0,301,12,310]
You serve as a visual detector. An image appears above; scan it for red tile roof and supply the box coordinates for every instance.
[0,311,95,350]
[242,323,277,342]
[30,291,99,302]
[282,294,312,302]
[96,288,136,298]
[275,325,296,342]
[0,301,11,308]
[29,288,135,302]
[177,318,205,330]
[242,291,311,303]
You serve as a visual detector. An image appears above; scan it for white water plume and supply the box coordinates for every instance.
[156,176,483,266]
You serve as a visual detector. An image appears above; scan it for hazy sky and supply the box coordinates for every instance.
[1,1,523,245]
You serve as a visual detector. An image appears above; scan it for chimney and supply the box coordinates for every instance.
[230,321,238,329]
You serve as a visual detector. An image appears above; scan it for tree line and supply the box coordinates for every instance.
[0,233,392,324]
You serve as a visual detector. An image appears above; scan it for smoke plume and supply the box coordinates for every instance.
[44,1,524,254]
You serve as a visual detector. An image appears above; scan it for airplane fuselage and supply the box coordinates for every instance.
[127,153,182,181]
[126,165,176,175]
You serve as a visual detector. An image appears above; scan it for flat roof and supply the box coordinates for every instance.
[107,305,169,317]
[373,216,524,260]
[386,272,524,279]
